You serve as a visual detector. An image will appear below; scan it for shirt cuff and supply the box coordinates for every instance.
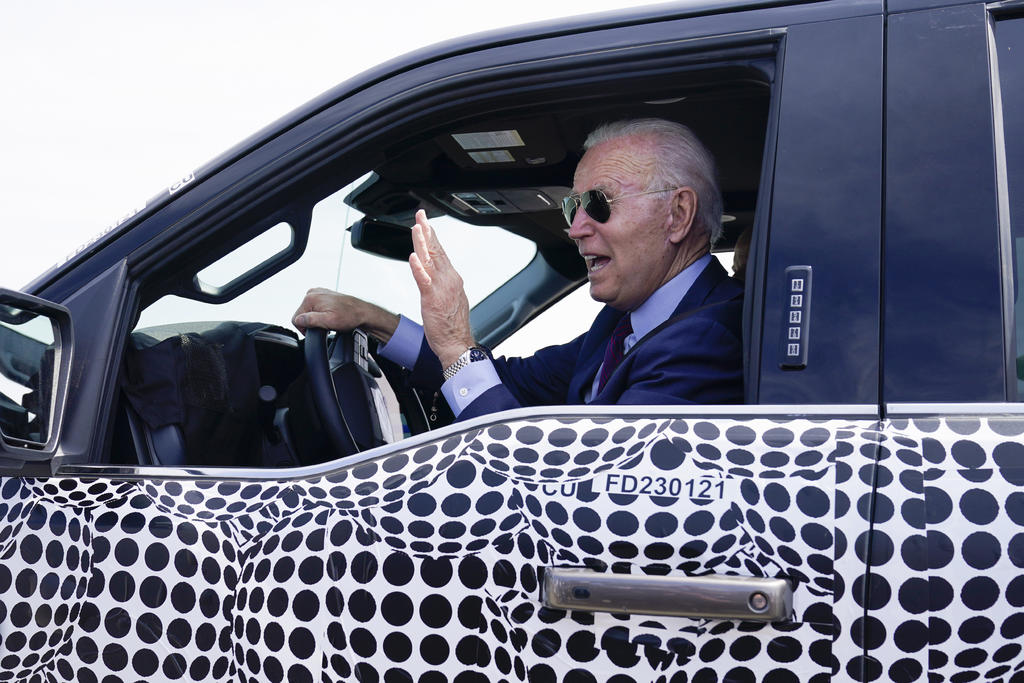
[377,315,424,369]
[442,360,502,417]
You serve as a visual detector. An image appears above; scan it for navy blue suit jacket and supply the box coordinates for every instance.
[409,258,744,420]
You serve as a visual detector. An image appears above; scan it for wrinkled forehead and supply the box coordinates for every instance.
[573,135,657,193]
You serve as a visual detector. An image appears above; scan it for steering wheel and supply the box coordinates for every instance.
[304,327,435,457]
[303,327,369,457]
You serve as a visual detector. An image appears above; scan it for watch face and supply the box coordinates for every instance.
[468,348,488,362]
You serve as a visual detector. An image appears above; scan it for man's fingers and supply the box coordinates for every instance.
[412,217,437,267]
[292,291,326,330]
[415,209,432,242]
[415,209,450,262]
[293,310,329,334]
[415,208,427,226]
[409,252,432,288]
[411,221,433,269]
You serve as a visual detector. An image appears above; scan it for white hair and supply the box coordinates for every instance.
[583,118,723,244]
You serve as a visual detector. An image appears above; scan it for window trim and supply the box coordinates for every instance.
[887,401,1024,417]
[987,9,1018,401]
[63,402,880,483]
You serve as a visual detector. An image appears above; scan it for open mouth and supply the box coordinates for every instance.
[585,255,610,273]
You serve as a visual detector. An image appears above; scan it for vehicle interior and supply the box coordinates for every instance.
[106,62,772,470]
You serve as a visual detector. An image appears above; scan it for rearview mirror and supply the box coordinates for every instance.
[349,218,414,262]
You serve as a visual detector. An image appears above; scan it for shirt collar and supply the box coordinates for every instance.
[626,253,712,348]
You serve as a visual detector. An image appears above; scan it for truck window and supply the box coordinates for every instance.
[108,44,777,470]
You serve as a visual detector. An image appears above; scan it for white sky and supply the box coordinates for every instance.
[0,0,655,291]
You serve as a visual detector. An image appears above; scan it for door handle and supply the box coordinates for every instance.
[542,568,793,622]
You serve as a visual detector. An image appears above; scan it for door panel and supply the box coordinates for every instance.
[884,4,1006,402]
[757,14,883,405]
[1,410,877,681]
[867,410,1024,681]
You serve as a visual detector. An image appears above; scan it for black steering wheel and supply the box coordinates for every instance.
[304,327,435,457]
[303,327,369,457]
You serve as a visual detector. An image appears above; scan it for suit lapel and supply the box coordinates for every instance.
[568,305,625,402]
[587,258,736,402]
[568,259,736,403]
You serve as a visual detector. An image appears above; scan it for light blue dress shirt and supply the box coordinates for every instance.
[379,253,713,416]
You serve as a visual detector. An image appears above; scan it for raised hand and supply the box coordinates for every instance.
[408,209,476,368]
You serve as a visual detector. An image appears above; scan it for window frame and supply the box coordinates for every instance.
[17,1,892,473]
[989,7,1024,402]
[106,35,784,469]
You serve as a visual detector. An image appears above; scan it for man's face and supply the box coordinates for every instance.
[568,134,683,312]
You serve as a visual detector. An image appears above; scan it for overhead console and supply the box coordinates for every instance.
[435,119,568,170]
[435,187,570,217]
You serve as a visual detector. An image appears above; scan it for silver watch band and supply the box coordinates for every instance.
[442,346,489,381]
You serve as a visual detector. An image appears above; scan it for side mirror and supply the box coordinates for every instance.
[350,218,414,262]
[0,288,73,473]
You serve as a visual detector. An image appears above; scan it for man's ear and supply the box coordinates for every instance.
[666,187,698,244]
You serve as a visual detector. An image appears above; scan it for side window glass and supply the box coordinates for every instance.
[995,17,1024,397]
[135,178,536,332]
[494,285,602,357]
[331,201,537,324]
[195,222,294,295]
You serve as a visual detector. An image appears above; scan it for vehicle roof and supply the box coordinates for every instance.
[31,0,969,293]
[203,0,814,165]
[22,1,818,292]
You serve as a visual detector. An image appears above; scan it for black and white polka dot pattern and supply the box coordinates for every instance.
[3,413,1015,681]
[859,417,1024,683]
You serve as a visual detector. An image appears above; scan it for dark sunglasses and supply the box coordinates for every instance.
[561,187,679,227]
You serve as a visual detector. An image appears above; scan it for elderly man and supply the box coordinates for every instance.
[293,118,743,420]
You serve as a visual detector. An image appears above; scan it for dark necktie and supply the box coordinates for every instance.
[597,313,632,392]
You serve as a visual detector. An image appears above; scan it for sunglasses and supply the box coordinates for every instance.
[561,187,680,227]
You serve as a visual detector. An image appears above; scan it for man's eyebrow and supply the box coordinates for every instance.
[571,177,617,194]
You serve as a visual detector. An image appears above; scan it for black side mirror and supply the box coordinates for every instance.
[0,289,73,474]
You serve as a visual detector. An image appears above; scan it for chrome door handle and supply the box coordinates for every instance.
[542,568,793,622]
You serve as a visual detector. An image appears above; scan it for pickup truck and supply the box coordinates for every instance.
[2,1,1023,681]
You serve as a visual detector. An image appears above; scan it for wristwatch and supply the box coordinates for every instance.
[442,345,490,381]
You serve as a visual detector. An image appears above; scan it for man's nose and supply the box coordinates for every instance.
[566,210,593,241]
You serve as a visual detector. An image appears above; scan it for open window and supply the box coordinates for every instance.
[108,40,775,470]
